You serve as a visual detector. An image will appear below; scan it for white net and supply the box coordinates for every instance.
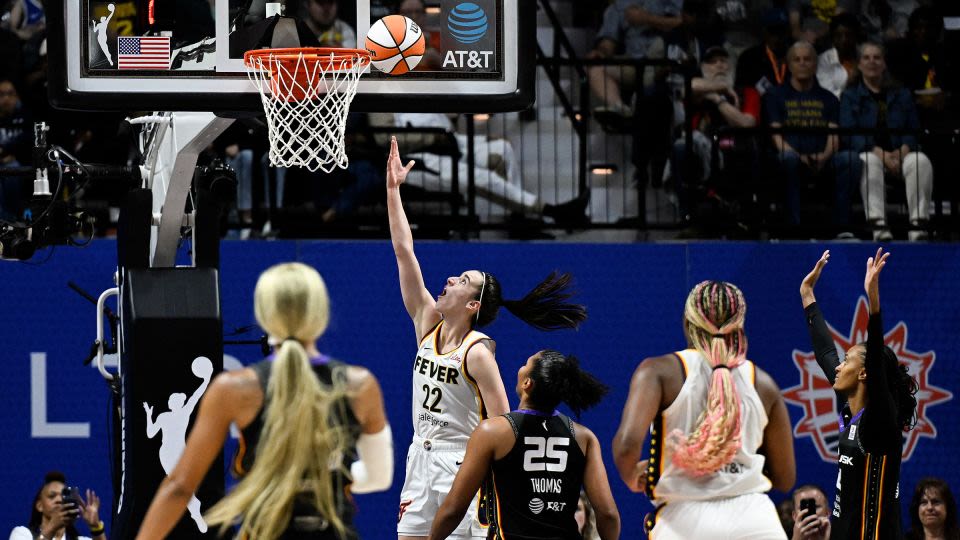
[244,48,370,173]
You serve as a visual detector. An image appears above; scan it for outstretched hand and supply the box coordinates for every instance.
[800,250,830,307]
[386,136,415,189]
[81,489,101,528]
[864,247,889,307]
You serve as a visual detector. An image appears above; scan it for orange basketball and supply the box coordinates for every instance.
[365,15,426,75]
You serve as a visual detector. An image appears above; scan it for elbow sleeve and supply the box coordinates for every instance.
[350,424,393,494]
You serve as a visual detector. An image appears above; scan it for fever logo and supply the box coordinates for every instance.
[783,297,952,462]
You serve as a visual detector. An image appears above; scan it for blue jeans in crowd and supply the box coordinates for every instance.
[776,151,861,226]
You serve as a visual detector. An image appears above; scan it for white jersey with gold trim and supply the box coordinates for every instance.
[650,349,772,503]
[411,320,490,443]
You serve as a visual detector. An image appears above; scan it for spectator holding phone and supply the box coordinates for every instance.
[8,471,107,540]
[790,484,831,540]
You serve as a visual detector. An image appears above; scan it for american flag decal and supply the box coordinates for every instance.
[117,36,170,70]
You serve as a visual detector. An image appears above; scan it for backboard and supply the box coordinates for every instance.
[47,0,534,112]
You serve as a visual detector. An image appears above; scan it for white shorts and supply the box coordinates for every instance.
[397,437,486,538]
[649,493,787,540]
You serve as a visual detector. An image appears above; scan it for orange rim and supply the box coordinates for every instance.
[243,47,371,70]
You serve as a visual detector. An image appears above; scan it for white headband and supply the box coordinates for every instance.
[476,271,486,323]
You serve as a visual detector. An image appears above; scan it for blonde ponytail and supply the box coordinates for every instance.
[204,263,350,540]
[668,281,748,477]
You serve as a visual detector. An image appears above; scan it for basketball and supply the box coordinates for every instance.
[191,356,213,379]
[365,15,425,75]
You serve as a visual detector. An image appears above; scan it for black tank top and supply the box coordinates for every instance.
[832,408,904,540]
[233,355,361,539]
[484,411,586,540]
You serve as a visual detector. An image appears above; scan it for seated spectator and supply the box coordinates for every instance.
[667,46,758,217]
[788,0,856,46]
[764,41,857,229]
[312,113,384,224]
[886,7,946,125]
[9,471,107,540]
[906,477,960,540]
[817,12,861,98]
[789,484,831,540]
[735,8,790,97]
[858,0,916,41]
[0,78,31,221]
[587,0,683,123]
[394,112,588,224]
[299,0,356,48]
[575,491,601,540]
[397,0,442,70]
[840,41,932,241]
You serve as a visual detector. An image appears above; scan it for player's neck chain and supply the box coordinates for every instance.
[514,408,559,417]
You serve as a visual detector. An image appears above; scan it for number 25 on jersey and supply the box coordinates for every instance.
[523,436,569,472]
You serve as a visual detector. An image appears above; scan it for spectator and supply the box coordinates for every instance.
[817,12,861,98]
[906,477,960,540]
[788,0,856,46]
[300,0,356,48]
[0,78,30,221]
[840,41,932,241]
[764,41,855,228]
[886,7,946,124]
[397,0,442,70]
[779,498,797,537]
[9,471,107,540]
[859,0,916,41]
[576,491,602,540]
[668,46,759,217]
[587,0,683,123]
[312,113,385,224]
[735,8,790,96]
[394,112,589,225]
[790,484,831,540]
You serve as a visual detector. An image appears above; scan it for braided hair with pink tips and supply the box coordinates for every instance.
[668,280,749,477]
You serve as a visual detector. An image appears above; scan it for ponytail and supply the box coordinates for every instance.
[669,281,748,477]
[475,271,587,331]
[204,263,350,540]
[527,350,608,418]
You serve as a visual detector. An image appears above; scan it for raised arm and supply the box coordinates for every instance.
[386,136,441,340]
[755,368,796,493]
[579,426,620,540]
[143,403,159,438]
[800,250,841,383]
[427,419,505,540]
[860,248,900,451]
[612,357,664,493]
[464,342,510,417]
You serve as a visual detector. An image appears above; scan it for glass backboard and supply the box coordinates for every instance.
[47,0,534,112]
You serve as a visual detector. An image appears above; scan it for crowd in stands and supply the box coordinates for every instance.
[585,0,958,239]
[0,0,957,239]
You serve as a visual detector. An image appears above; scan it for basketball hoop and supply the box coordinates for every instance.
[243,47,371,173]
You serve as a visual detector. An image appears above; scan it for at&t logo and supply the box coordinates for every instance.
[783,297,952,462]
[443,2,494,70]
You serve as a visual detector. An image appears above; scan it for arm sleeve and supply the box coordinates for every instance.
[349,424,393,494]
[804,302,841,383]
[860,312,901,453]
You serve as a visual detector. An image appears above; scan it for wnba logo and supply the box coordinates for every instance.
[783,297,952,462]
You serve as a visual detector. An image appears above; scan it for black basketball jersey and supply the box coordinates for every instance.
[233,354,361,539]
[484,411,586,540]
[832,408,904,540]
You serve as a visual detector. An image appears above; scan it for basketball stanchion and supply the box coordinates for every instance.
[243,48,371,173]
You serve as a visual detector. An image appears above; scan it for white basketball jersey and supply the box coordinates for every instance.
[648,349,772,503]
[411,321,491,443]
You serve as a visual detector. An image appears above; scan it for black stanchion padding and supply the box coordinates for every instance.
[113,268,223,539]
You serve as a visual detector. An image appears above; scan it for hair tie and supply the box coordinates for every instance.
[711,333,726,338]
[712,364,731,371]
[283,336,299,344]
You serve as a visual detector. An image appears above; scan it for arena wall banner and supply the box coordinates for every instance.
[0,240,956,539]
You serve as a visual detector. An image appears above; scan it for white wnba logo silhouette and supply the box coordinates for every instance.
[91,3,115,66]
[143,356,213,532]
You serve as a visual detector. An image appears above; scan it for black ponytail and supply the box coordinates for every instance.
[527,350,608,418]
[884,346,918,431]
[475,271,587,331]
